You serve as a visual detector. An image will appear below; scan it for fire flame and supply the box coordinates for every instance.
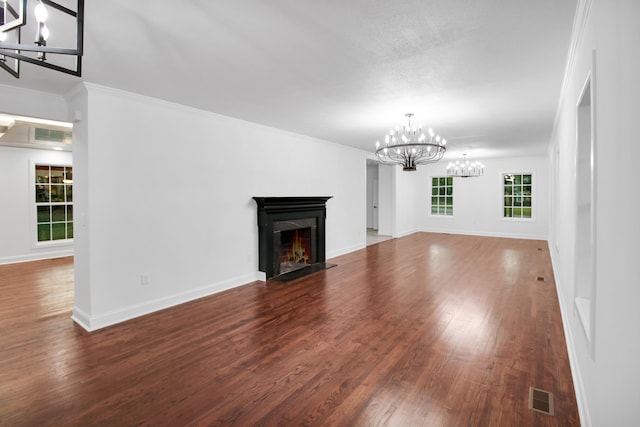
[287,230,309,265]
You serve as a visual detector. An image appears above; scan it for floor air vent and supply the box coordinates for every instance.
[529,387,554,416]
[537,276,545,281]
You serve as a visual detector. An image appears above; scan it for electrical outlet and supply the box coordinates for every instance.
[141,274,150,286]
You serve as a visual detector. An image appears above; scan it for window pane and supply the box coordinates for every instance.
[439,177,446,186]
[37,206,50,223]
[514,174,522,185]
[439,206,446,215]
[504,197,512,207]
[446,197,453,206]
[67,222,74,239]
[446,186,453,196]
[52,223,66,240]
[439,187,445,195]
[52,205,65,222]
[66,185,73,202]
[65,167,73,182]
[523,208,532,218]
[432,177,438,186]
[513,186,522,196]
[523,185,532,195]
[50,167,64,184]
[36,166,49,183]
[523,197,532,207]
[523,174,532,185]
[504,185,512,196]
[50,185,65,202]
[446,177,453,186]
[432,188,438,196]
[431,206,438,215]
[66,205,73,221]
[439,197,446,205]
[504,175,513,185]
[514,208,522,217]
[38,224,50,241]
[504,208,512,217]
[36,185,50,202]
[445,206,453,216]
[432,197,438,206]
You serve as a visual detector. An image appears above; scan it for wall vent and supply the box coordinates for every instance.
[537,276,545,281]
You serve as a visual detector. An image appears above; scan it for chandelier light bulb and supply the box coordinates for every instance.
[447,154,484,178]
[34,2,48,22]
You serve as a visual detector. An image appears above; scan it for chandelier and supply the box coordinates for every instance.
[375,113,447,171]
[446,154,484,178]
[0,0,84,78]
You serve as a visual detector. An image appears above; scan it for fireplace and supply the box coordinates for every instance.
[253,196,333,280]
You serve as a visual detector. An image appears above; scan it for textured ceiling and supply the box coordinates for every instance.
[0,0,577,158]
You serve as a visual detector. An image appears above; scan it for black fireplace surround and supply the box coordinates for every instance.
[253,196,332,280]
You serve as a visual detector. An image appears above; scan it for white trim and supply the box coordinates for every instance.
[0,248,73,265]
[327,242,367,260]
[549,243,592,427]
[550,0,592,145]
[30,160,74,248]
[500,171,535,221]
[71,271,264,332]
[81,82,370,157]
[421,228,546,241]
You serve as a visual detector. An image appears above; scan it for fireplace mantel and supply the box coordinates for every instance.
[253,196,332,280]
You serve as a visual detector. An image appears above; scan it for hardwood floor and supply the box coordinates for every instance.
[0,233,579,426]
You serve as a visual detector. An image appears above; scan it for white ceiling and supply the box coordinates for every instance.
[0,0,577,158]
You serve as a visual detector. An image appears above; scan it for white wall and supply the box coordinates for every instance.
[394,166,419,237]
[366,162,377,229]
[0,83,68,122]
[418,156,549,240]
[377,164,394,236]
[0,146,73,264]
[0,85,73,263]
[69,83,368,331]
[549,0,640,425]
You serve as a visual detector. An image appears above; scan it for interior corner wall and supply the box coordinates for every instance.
[418,155,549,240]
[71,83,368,331]
[549,0,640,425]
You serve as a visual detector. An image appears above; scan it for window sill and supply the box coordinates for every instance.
[34,239,74,249]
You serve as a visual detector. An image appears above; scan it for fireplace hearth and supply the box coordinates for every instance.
[253,197,334,281]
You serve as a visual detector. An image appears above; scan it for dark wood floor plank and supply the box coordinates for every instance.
[0,233,579,426]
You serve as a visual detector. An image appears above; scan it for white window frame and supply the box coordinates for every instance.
[30,161,74,248]
[501,171,534,221]
[430,176,454,217]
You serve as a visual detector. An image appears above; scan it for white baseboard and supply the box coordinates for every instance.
[548,242,591,427]
[327,242,366,260]
[0,249,74,265]
[71,271,264,332]
[421,227,546,241]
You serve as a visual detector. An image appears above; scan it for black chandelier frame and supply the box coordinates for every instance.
[0,0,84,78]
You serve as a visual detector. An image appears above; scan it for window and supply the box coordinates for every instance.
[431,176,453,216]
[503,173,532,219]
[35,165,73,242]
